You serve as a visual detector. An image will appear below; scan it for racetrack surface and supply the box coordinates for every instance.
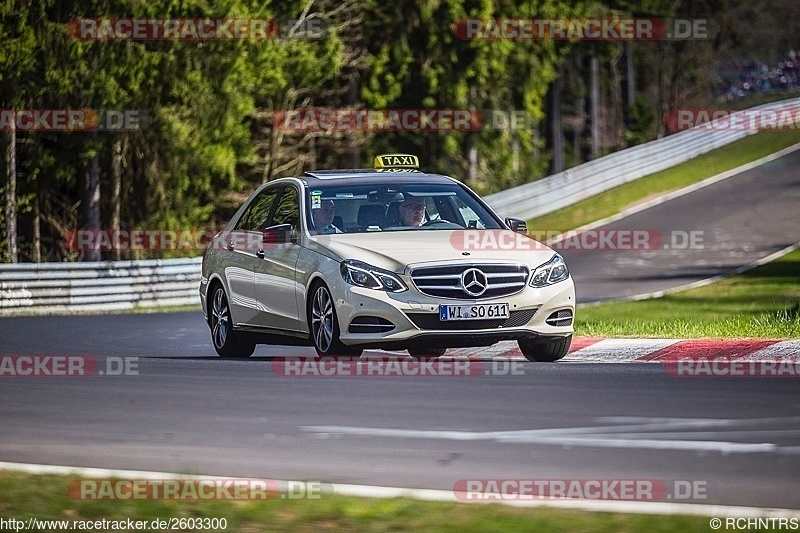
[562,146,800,302]
[1,312,799,510]
[2,148,800,512]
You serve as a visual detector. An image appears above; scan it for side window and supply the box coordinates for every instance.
[271,186,300,231]
[235,187,279,231]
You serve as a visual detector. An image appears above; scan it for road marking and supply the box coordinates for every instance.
[302,417,800,455]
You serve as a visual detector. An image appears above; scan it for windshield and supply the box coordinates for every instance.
[305,181,504,234]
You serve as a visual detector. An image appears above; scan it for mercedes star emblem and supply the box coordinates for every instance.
[460,268,488,296]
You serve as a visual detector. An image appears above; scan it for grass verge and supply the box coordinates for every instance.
[528,129,800,233]
[0,472,714,532]
[576,248,800,338]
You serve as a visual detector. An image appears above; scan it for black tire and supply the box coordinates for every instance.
[308,281,362,358]
[209,284,256,358]
[518,335,571,362]
[407,347,447,358]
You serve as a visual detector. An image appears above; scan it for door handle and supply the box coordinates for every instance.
[256,249,265,259]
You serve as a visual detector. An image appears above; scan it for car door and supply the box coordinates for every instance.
[223,186,280,326]
[252,185,303,332]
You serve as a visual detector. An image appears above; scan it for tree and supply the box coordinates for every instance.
[0,0,37,262]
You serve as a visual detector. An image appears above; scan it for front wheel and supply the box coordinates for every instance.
[209,285,256,358]
[308,282,362,358]
[518,335,571,362]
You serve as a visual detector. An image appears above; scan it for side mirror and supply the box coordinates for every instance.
[505,217,528,234]
[262,223,294,245]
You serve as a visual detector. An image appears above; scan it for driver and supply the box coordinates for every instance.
[398,196,426,226]
[312,199,343,234]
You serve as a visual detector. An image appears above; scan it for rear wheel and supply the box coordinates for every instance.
[518,335,571,362]
[209,284,256,358]
[308,282,362,358]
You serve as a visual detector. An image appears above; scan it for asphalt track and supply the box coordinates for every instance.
[563,145,800,302]
[2,147,800,512]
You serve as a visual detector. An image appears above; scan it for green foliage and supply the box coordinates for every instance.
[0,0,765,261]
[624,94,656,145]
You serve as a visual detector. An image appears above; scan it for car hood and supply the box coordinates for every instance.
[308,230,557,274]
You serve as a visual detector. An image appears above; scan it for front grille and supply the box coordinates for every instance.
[406,308,537,330]
[411,263,529,299]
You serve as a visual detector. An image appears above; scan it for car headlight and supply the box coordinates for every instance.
[530,254,570,287]
[340,260,408,292]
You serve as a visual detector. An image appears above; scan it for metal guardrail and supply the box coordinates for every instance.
[0,257,202,315]
[485,97,800,221]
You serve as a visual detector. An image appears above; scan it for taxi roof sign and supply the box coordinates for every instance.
[374,154,419,170]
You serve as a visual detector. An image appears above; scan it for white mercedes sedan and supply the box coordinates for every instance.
[200,155,575,361]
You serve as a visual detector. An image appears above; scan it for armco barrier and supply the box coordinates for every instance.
[0,257,202,315]
[485,97,800,221]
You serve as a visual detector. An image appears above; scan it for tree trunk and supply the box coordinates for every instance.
[81,154,101,262]
[547,75,564,174]
[32,194,40,263]
[468,138,478,185]
[347,73,360,168]
[625,41,635,128]
[610,43,624,149]
[5,119,17,263]
[590,53,600,160]
[111,137,123,261]
[512,136,519,185]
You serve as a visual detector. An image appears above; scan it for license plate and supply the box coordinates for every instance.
[439,303,510,321]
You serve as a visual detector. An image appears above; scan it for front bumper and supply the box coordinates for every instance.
[333,277,575,349]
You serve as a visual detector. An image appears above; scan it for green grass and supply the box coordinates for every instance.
[576,248,800,339]
[0,472,714,532]
[528,129,800,233]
